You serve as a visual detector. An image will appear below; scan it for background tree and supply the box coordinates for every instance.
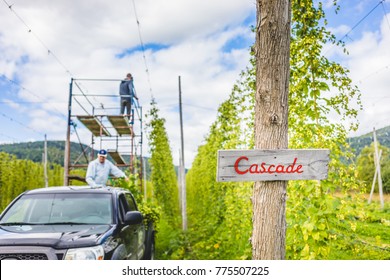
[356,143,390,193]
[0,152,63,211]
[185,87,252,259]
[285,0,363,259]
[145,98,181,258]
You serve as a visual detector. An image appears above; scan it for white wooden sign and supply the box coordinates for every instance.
[217,149,330,182]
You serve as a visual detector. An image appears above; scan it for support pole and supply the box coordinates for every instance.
[44,134,48,188]
[178,149,183,211]
[371,127,384,209]
[64,78,73,186]
[368,149,381,204]
[178,76,187,231]
[140,106,144,194]
[143,156,147,201]
[130,133,134,174]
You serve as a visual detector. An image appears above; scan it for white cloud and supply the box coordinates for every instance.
[328,24,351,37]
[342,13,390,136]
[3,0,387,170]
[1,99,21,110]
[0,0,255,168]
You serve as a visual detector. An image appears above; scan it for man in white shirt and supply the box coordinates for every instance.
[86,149,127,187]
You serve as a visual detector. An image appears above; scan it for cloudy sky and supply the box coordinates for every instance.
[0,0,389,168]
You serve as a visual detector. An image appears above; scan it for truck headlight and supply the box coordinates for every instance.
[64,245,104,260]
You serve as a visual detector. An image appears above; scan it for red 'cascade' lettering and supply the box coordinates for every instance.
[249,164,260,174]
[234,156,249,174]
[276,165,285,173]
[260,162,267,173]
[267,164,275,174]
[234,156,304,175]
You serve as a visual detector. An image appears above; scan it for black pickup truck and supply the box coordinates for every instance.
[0,186,155,260]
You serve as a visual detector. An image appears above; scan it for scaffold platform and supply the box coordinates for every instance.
[107,149,126,165]
[107,115,134,136]
[77,116,110,137]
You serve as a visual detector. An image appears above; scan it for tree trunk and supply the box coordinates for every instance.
[252,0,291,259]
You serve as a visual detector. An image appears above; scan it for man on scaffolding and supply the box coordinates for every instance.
[119,73,138,123]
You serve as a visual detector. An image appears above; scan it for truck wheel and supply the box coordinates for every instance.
[143,222,155,260]
[111,244,127,260]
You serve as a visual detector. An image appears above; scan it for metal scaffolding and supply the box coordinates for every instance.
[63,78,143,186]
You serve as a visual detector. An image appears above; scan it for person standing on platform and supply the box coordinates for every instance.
[119,73,138,120]
[86,149,128,188]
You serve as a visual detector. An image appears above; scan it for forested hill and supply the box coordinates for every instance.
[0,140,155,176]
[0,141,89,166]
[348,125,390,156]
[1,125,388,165]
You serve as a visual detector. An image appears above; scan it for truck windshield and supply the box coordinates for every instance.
[0,193,113,225]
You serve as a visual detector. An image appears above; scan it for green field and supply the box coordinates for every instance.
[329,195,390,260]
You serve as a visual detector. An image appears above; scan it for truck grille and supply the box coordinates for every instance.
[0,253,48,260]
[0,247,67,260]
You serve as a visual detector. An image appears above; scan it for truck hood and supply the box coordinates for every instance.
[0,224,115,249]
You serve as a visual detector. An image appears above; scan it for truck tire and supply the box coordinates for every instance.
[111,244,127,260]
[143,221,155,260]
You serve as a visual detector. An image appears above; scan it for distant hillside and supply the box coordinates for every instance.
[0,141,89,166]
[348,126,390,156]
[0,140,153,179]
[2,126,389,169]
[2,126,389,167]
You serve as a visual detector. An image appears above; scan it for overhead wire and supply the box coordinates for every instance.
[353,1,390,135]
[0,112,45,136]
[0,74,68,119]
[1,0,101,116]
[130,0,153,174]
[356,64,390,83]
[324,1,390,87]
[350,1,390,98]
[338,1,385,43]
[1,74,40,101]
[2,0,72,76]
[324,0,385,55]
[131,0,153,98]
[0,1,127,152]
[2,0,143,114]
[380,0,390,31]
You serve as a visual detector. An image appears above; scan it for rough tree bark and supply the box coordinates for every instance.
[252,0,291,259]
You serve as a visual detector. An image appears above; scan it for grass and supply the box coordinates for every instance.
[328,198,390,260]
[362,192,390,204]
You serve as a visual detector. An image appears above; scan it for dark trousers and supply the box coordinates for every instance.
[120,98,131,116]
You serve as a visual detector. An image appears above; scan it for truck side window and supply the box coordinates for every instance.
[118,194,129,222]
[125,193,137,211]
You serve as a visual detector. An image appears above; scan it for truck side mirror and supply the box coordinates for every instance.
[124,211,143,225]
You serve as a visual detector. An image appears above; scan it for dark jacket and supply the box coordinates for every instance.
[119,79,135,101]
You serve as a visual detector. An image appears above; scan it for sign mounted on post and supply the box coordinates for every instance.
[217,149,330,182]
